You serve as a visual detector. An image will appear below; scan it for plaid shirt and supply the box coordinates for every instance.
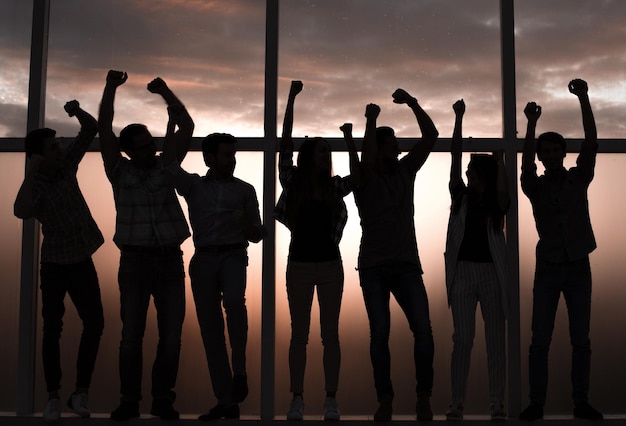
[33,128,104,264]
[106,155,190,248]
[274,146,352,245]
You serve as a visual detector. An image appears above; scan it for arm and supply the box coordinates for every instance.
[14,155,43,219]
[494,150,510,212]
[162,105,179,166]
[569,79,597,182]
[238,187,266,243]
[98,70,127,172]
[340,122,360,188]
[360,103,381,181]
[450,99,465,191]
[278,80,303,186]
[392,88,439,173]
[63,100,98,167]
[521,102,541,195]
[147,77,194,163]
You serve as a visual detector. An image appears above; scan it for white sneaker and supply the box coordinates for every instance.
[323,397,340,421]
[287,395,304,421]
[445,403,463,421]
[43,398,61,424]
[68,392,91,418]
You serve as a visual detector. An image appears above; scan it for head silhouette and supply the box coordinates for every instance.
[536,131,566,171]
[202,133,237,179]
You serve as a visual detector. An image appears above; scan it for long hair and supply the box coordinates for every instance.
[286,137,336,227]
[453,154,503,230]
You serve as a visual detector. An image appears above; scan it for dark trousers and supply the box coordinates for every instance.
[40,258,104,393]
[528,256,592,405]
[359,262,434,401]
[118,249,185,403]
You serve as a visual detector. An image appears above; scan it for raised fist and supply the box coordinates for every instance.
[524,102,542,122]
[453,99,465,115]
[568,79,588,97]
[106,70,127,87]
[365,103,381,120]
[340,123,353,135]
[147,77,168,94]
[290,80,303,97]
[392,88,416,105]
[64,100,80,117]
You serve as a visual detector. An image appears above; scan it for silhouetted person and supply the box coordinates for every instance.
[444,99,509,421]
[14,101,104,423]
[354,89,438,421]
[274,81,359,421]
[163,123,264,420]
[98,70,193,421]
[519,79,602,421]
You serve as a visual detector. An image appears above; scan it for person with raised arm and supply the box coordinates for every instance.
[354,89,438,422]
[519,79,602,422]
[274,80,359,421]
[443,99,509,421]
[98,70,193,421]
[14,100,104,423]
[162,103,265,420]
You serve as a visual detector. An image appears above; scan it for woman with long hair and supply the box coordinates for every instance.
[274,80,359,421]
[444,99,509,421]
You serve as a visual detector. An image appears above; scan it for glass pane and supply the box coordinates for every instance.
[0,153,25,411]
[279,0,502,139]
[275,152,496,415]
[519,154,626,414]
[45,0,265,138]
[0,1,33,137]
[515,1,626,138]
[33,152,264,416]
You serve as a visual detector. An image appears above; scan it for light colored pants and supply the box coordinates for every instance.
[286,260,344,394]
[449,260,505,405]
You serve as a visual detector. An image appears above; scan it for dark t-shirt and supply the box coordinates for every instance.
[289,199,340,262]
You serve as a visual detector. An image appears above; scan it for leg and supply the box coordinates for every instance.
[528,259,562,405]
[190,252,233,404]
[359,266,393,401]
[65,258,104,391]
[316,260,344,393]
[118,252,152,402]
[40,262,68,394]
[448,261,479,405]
[286,261,316,394]
[562,257,592,404]
[221,249,249,376]
[151,251,186,403]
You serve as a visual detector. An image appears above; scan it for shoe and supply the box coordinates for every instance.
[416,392,433,421]
[67,392,90,418]
[373,399,392,422]
[150,399,180,420]
[233,373,249,403]
[445,403,463,421]
[110,400,140,421]
[574,401,603,420]
[43,398,61,424]
[519,402,543,421]
[490,402,506,421]
[323,397,340,421]
[287,395,304,421]
[198,403,240,421]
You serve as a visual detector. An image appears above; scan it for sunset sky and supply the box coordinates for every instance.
[1,0,626,417]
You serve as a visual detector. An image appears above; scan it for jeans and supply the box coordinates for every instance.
[359,262,434,401]
[118,249,185,403]
[189,249,248,405]
[287,260,344,394]
[40,258,104,393]
[528,256,592,405]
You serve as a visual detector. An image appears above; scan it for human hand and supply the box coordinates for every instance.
[524,102,542,122]
[340,123,353,136]
[365,103,381,120]
[106,70,128,87]
[147,77,168,94]
[289,80,303,98]
[392,88,417,105]
[568,78,588,97]
[453,99,465,116]
[64,100,80,117]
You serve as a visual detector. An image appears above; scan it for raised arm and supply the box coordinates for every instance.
[162,105,181,166]
[340,122,360,187]
[569,79,597,181]
[521,102,541,194]
[450,99,465,190]
[63,100,98,167]
[278,80,303,185]
[147,77,194,163]
[360,103,381,181]
[14,155,43,219]
[98,70,127,171]
[392,88,439,173]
